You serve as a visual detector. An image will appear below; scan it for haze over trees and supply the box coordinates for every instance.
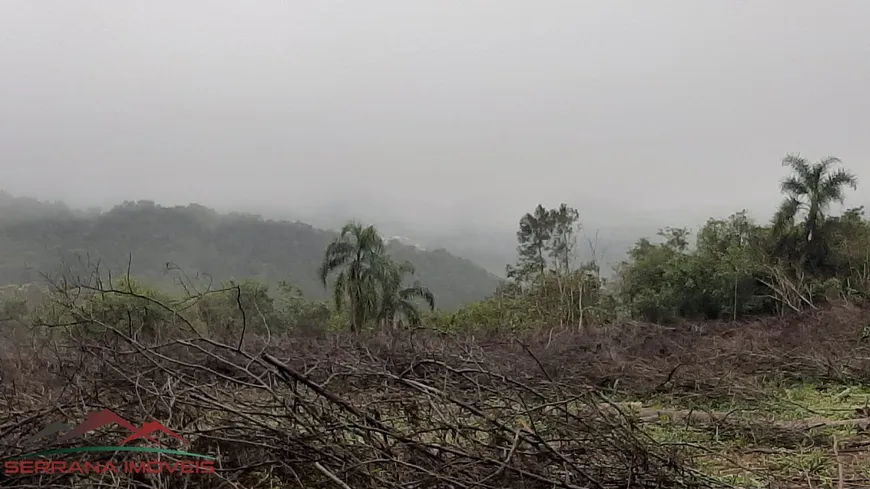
[1,153,867,334]
[0,193,499,311]
[426,154,868,331]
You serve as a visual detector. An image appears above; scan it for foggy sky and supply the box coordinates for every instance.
[2,1,869,234]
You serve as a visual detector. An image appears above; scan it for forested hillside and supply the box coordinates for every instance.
[0,193,501,310]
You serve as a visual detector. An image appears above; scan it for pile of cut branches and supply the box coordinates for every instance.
[0,272,716,488]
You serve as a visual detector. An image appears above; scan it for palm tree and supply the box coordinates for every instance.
[376,261,435,329]
[774,154,858,242]
[318,221,392,333]
[773,154,858,268]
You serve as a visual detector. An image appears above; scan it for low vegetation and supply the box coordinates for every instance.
[1,153,870,488]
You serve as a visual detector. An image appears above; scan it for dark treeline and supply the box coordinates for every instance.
[443,153,866,331]
[0,193,500,311]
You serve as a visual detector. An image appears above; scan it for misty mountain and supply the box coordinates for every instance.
[0,193,502,310]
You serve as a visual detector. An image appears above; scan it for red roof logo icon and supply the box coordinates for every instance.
[119,421,188,445]
[28,409,187,447]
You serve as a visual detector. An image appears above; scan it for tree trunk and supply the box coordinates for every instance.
[349,288,362,334]
[577,280,584,332]
[732,273,738,322]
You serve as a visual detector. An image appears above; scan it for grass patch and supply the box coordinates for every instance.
[631,380,870,487]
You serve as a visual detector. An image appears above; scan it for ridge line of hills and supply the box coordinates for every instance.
[0,192,503,310]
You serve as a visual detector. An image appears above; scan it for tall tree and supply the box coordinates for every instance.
[508,205,553,282]
[376,261,435,329]
[773,154,858,269]
[548,204,581,273]
[318,221,392,333]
